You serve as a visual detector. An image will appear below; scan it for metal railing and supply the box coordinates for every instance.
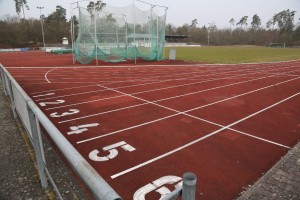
[0,63,197,200]
[0,63,122,200]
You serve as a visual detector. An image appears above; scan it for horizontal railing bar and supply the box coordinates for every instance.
[0,64,122,200]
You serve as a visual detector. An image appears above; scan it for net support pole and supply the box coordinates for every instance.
[182,172,197,200]
[162,7,168,59]
[70,4,74,64]
[28,106,48,188]
[0,67,3,84]
[133,0,137,64]
[156,6,159,60]
[2,72,8,96]
[7,79,17,118]
[94,1,98,66]
[70,3,76,64]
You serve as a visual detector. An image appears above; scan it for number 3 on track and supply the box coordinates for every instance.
[89,141,136,162]
[50,109,79,118]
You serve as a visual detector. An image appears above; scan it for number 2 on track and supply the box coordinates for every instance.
[39,100,65,107]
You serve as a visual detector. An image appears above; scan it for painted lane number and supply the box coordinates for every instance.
[67,123,100,135]
[134,176,183,200]
[89,141,136,162]
[50,109,79,118]
[32,93,55,98]
[39,100,65,107]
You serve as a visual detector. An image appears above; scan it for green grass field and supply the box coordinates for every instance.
[164,46,300,64]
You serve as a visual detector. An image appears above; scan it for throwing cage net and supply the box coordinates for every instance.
[73,2,167,64]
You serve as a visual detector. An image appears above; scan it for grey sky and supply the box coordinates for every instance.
[0,0,299,28]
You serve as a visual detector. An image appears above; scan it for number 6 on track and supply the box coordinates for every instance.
[89,141,136,162]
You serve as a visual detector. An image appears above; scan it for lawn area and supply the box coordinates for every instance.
[164,46,300,64]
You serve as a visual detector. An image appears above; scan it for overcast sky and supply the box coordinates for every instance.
[0,0,299,28]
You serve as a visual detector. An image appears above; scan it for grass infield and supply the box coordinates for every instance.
[165,46,300,64]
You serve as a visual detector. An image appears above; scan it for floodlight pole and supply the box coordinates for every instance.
[207,23,211,46]
[37,6,46,48]
[70,3,78,64]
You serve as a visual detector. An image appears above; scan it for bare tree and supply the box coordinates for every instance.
[229,18,235,32]
[236,16,248,40]
[251,14,261,44]
[273,9,296,41]
[14,0,29,19]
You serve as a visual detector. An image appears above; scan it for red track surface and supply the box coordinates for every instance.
[1,51,300,200]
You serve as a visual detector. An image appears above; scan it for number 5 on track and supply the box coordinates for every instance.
[89,141,136,162]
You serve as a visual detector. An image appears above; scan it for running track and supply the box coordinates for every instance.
[3,59,300,200]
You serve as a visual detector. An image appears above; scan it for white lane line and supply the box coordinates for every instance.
[54,77,299,125]
[59,75,271,123]
[45,68,56,83]
[180,112,292,149]
[110,92,300,179]
[182,77,300,113]
[30,84,105,94]
[35,64,299,102]
[5,59,300,69]
[32,93,55,98]
[29,63,296,95]
[76,76,299,144]
[46,66,299,109]
[45,73,253,108]
[35,68,253,101]
[77,113,180,144]
[31,65,247,97]
[31,69,217,95]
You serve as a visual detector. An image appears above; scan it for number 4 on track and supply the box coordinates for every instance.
[67,123,100,135]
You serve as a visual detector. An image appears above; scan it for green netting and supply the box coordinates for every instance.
[74,3,167,64]
[51,49,73,54]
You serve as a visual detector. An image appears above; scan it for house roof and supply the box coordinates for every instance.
[126,33,158,39]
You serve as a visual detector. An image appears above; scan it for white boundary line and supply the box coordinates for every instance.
[76,76,299,146]
[28,62,297,95]
[59,75,273,123]
[34,68,256,101]
[40,66,300,106]
[110,92,300,179]
[43,72,256,105]
[4,59,300,69]
[45,68,56,83]
[57,71,300,121]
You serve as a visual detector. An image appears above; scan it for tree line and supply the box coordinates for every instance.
[0,1,299,48]
[0,4,78,48]
[167,10,300,46]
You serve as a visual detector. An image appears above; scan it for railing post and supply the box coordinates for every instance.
[0,68,3,84]
[2,71,8,96]
[8,79,17,118]
[27,105,48,188]
[182,172,197,200]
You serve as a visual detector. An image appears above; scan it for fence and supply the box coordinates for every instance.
[0,63,122,200]
[0,63,196,200]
